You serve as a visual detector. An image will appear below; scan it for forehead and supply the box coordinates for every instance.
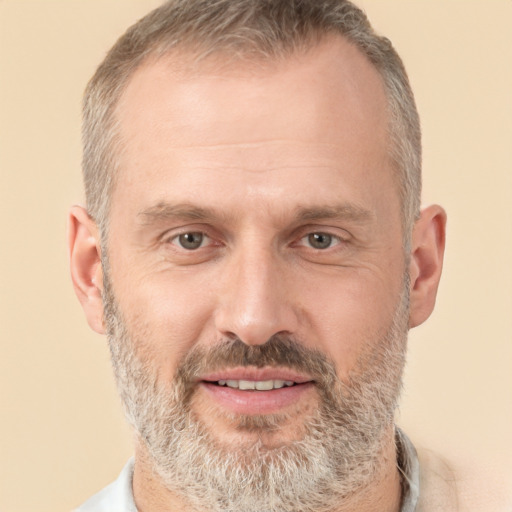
[111,35,394,219]
[116,35,389,149]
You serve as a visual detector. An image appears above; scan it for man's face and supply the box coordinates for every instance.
[103,36,409,507]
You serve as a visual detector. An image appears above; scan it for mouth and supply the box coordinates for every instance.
[210,379,296,390]
[197,368,315,415]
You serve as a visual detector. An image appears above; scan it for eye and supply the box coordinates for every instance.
[302,232,340,250]
[172,232,209,250]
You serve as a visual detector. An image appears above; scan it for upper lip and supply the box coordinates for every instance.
[199,367,314,384]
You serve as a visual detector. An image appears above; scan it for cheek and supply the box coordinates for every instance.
[115,271,217,382]
[298,270,402,379]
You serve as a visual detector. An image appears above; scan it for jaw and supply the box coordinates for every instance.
[132,412,402,512]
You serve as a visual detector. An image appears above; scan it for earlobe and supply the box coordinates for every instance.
[68,205,105,334]
[408,204,447,328]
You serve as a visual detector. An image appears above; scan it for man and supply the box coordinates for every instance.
[67,1,506,511]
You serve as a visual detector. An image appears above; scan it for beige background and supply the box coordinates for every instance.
[0,1,510,510]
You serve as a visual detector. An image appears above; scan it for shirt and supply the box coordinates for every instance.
[75,428,420,512]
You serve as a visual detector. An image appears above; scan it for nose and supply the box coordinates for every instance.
[214,245,299,346]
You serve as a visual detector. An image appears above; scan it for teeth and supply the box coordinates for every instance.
[216,379,296,390]
[255,380,273,391]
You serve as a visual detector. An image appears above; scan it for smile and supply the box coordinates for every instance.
[199,376,314,415]
[215,379,296,390]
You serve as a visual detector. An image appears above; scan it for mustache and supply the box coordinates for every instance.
[175,335,338,386]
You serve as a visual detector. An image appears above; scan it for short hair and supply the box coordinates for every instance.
[82,0,421,239]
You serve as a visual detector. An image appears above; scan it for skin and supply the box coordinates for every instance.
[69,35,446,512]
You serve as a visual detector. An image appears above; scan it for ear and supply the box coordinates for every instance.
[68,205,105,334]
[408,204,447,328]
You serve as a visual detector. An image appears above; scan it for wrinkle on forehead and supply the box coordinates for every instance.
[126,140,374,181]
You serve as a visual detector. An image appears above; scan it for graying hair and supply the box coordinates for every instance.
[82,0,421,239]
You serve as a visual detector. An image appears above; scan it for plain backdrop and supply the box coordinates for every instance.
[0,1,511,511]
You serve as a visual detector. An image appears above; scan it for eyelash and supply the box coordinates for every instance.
[298,232,342,250]
[168,231,213,250]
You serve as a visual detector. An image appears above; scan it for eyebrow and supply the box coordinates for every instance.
[293,204,374,224]
[138,203,225,224]
[137,201,374,226]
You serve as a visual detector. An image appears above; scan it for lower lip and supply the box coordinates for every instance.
[200,382,315,415]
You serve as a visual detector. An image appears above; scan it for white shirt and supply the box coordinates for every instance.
[76,459,137,512]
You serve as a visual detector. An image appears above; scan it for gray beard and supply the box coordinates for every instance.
[102,270,408,512]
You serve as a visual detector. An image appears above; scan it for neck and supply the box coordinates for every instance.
[334,430,403,512]
[133,427,403,512]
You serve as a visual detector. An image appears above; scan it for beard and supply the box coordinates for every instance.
[102,268,409,512]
